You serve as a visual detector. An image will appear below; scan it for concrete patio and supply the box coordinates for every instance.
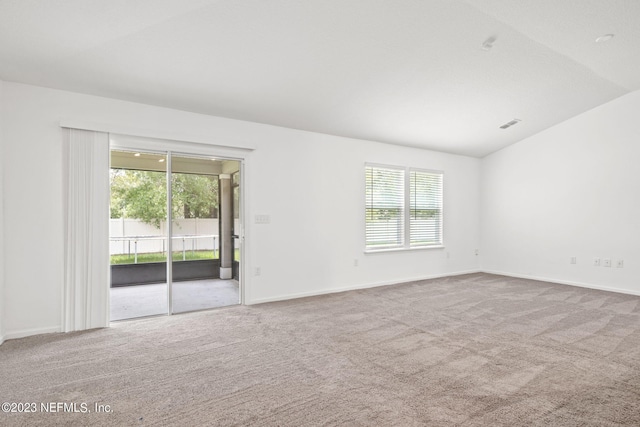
[110,279,239,321]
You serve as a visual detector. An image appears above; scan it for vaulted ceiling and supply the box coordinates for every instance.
[1,0,638,157]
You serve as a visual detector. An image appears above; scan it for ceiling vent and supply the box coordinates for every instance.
[499,119,521,129]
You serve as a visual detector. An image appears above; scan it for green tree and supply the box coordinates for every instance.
[172,174,218,219]
[110,169,218,228]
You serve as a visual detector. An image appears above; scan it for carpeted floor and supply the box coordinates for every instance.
[1,273,640,426]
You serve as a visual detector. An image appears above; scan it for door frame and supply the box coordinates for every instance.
[109,133,248,311]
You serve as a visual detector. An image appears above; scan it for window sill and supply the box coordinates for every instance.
[364,245,444,254]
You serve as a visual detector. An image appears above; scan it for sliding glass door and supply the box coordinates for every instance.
[109,148,242,321]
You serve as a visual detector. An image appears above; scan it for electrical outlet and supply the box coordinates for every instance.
[353,259,358,267]
[254,267,261,276]
[616,259,624,268]
[570,257,577,264]
[593,258,601,267]
[603,259,612,268]
[475,249,479,256]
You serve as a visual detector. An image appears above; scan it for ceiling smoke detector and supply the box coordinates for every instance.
[499,119,521,129]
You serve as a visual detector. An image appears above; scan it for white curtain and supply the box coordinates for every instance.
[63,128,110,332]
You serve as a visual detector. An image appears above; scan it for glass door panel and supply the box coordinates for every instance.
[170,153,239,313]
[109,150,168,321]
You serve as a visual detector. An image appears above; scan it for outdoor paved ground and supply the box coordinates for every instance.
[110,279,239,321]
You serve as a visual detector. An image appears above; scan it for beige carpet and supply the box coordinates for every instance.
[1,273,640,426]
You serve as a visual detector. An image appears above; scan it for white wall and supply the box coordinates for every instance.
[1,81,480,339]
[0,80,5,344]
[480,90,640,295]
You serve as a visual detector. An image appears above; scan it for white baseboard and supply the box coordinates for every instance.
[246,269,481,305]
[482,270,640,297]
[3,326,62,341]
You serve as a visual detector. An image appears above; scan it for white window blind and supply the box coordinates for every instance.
[410,170,443,247]
[366,165,443,251]
[365,166,405,249]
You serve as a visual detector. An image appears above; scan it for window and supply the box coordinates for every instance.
[365,166,405,248]
[365,164,443,251]
[409,169,443,246]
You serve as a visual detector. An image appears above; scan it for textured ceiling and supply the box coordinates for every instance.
[0,0,638,157]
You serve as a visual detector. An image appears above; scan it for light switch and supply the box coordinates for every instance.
[255,214,270,224]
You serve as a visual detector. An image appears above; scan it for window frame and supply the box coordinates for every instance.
[364,163,444,253]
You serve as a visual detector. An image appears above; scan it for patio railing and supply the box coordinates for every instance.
[110,235,218,263]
